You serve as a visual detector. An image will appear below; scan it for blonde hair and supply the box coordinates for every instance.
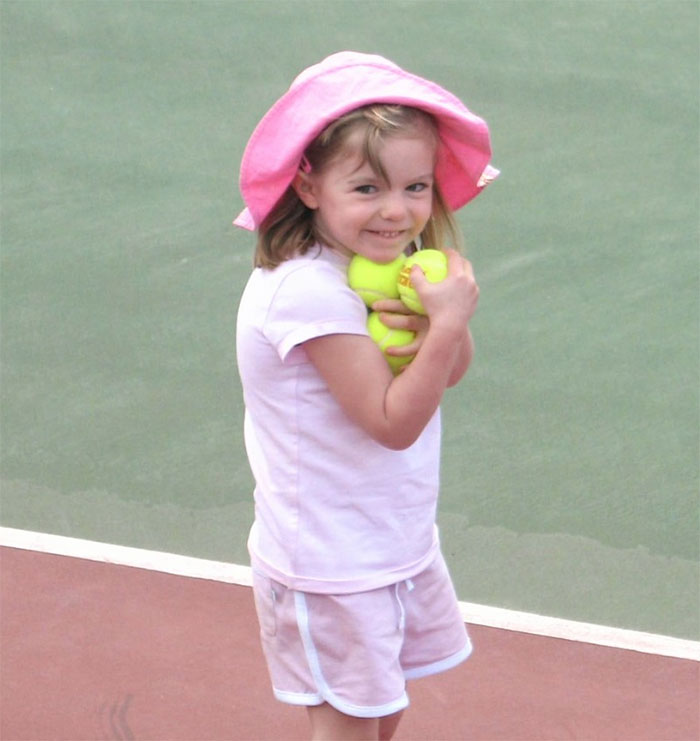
[254,104,463,269]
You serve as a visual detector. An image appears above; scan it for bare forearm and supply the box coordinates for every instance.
[447,327,473,387]
[380,319,463,448]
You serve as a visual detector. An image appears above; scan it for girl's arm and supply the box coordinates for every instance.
[370,303,474,388]
[446,326,474,387]
[303,250,479,450]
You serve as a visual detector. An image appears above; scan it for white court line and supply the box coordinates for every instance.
[1,526,698,662]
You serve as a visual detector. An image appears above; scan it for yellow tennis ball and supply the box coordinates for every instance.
[367,311,415,374]
[348,254,406,307]
[397,249,448,315]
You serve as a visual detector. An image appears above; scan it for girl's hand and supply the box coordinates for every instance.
[370,298,430,362]
[410,249,479,329]
[372,265,475,384]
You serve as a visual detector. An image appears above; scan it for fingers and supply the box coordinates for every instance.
[409,250,472,288]
[408,262,429,290]
[377,311,428,358]
[409,250,479,323]
[441,248,460,278]
[442,249,476,283]
[409,253,476,294]
[385,337,422,357]
[377,311,429,333]
[370,298,412,314]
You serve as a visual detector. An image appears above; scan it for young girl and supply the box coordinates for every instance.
[234,52,497,741]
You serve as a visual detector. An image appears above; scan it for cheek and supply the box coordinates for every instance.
[331,204,370,226]
[415,200,434,226]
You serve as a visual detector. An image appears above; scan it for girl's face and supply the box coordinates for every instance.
[294,130,437,263]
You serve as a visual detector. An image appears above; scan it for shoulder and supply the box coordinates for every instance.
[238,245,369,354]
[269,247,359,306]
[244,247,368,348]
[279,246,349,282]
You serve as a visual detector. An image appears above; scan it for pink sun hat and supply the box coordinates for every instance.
[234,51,499,231]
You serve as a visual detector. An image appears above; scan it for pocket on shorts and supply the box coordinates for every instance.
[252,571,278,637]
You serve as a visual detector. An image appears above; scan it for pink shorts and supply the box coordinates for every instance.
[251,552,471,718]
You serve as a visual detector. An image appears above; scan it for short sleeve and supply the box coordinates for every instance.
[263,261,369,362]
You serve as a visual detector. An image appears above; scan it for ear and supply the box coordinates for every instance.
[292,171,319,210]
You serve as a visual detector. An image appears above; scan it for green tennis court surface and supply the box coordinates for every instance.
[1,1,698,639]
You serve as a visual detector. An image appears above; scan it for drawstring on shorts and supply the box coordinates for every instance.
[394,578,415,630]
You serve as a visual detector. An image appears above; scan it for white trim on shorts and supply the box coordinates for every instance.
[273,688,323,706]
[293,591,410,718]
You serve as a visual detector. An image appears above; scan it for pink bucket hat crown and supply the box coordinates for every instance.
[234,51,499,230]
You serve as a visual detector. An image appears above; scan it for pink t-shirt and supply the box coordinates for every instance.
[236,245,441,594]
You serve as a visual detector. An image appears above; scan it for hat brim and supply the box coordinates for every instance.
[235,53,497,231]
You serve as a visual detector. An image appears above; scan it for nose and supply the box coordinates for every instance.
[379,192,407,221]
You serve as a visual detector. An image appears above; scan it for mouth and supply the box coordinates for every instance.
[368,230,405,239]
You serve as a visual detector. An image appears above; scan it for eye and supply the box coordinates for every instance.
[407,182,431,193]
[354,184,377,194]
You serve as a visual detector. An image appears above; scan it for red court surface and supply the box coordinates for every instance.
[1,545,698,741]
